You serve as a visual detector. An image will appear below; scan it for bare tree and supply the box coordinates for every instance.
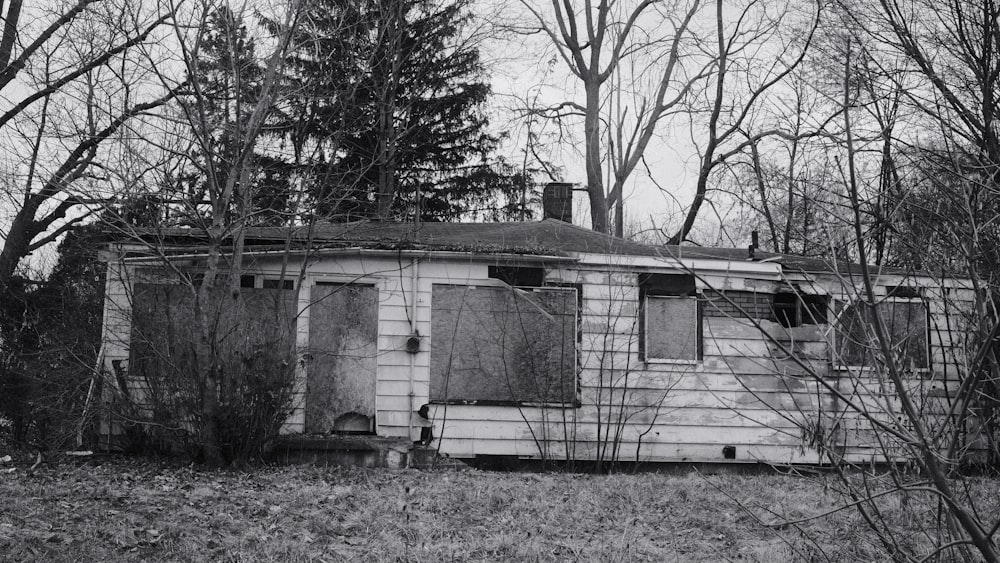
[517,0,707,234]
[667,0,821,244]
[104,0,307,466]
[517,0,819,238]
[704,30,1000,558]
[0,0,177,287]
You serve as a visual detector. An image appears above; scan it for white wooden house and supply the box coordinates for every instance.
[99,213,978,465]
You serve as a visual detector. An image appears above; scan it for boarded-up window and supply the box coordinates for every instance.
[128,283,297,418]
[645,296,700,362]
[837,298,928,369]
[430,285,577,405]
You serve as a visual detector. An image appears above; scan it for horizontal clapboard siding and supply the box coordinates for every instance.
[101,250,978,464]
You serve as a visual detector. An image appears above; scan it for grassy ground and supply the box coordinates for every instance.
[0,457,994,562]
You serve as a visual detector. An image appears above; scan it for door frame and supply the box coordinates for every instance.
[303,276,381,434]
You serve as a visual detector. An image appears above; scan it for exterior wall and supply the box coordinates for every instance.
[100,248,977,464]
[428,265,831,464]
[425,264,977,465]
[814,278,977,462]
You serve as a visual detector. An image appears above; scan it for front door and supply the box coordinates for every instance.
[305,283,378,434]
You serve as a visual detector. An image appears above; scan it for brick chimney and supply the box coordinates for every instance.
[542,182,573,223]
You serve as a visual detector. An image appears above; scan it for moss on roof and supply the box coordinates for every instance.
[122,219,919,276]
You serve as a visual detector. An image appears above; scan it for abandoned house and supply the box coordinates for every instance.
[98,186,978,466]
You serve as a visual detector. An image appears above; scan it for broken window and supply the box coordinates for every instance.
[236,274,295,290]
[429,284,577,405]
[639,273,701,362]
[802,295,829,325]
[262,278,295,290]
[772,293,798,326]
[836,293,929,369]
[488,264,545,287]
[772,292,829,328]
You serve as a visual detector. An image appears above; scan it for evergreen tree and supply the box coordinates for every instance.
[162,6,296,227]
[270,0,530,222]
[0,225,105,450]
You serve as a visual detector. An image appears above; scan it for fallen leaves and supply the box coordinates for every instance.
[1,459,996,562]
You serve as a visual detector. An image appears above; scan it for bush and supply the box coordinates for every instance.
[0,228,104,453]
[122,283,297,464]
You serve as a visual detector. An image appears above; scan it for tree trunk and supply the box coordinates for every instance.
[0,205,37,288]
[195,225,226,468]
[585,80,608,233]
[667,0,725,245]
[0,0,22,70]
[749,141,780,252]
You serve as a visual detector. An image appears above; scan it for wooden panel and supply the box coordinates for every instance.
[646,296,699,360]
[434,419,809,446]
[127,284,297,435]
[434,436,825,464]
[305,284,378,433]
[430,285,577,404]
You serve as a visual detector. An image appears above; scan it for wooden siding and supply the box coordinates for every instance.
[100,250,978,464]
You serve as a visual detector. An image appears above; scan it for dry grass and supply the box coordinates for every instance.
[0,458,997,562]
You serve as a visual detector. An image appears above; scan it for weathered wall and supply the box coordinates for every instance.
[100,248,977,464]
[429,266,834,464]
[427,266,976,464]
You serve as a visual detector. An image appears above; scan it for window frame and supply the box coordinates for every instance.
[834,294,931,371]
[239,273,297,290]
[642,293,703,365]
[881,295,931,371]
[773,292,830,328]
[428,282,581,407]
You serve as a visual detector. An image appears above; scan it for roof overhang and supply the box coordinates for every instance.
[116,246,578,266]
[573,252,783,278]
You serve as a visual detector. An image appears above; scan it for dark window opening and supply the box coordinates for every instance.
[240,275,256,288]
[772,292,829,328]
[802,295,829,325]
[262,278,295,290]
[488,265,545,287]
[773,293,798,327]
[638,273,697,297]
[886,285,922,299]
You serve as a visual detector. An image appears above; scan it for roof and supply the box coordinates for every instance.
[130,219,919,277]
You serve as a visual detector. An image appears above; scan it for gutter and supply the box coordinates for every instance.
[574,252,783,278]
[114,247,578,265]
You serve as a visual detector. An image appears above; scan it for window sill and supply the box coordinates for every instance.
[429,399,581,408]
[834,365,931,374]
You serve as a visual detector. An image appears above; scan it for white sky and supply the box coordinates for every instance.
[478,0,814,243]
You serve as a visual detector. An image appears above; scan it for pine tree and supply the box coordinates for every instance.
[269,0,530,222]
[162,6,296,226]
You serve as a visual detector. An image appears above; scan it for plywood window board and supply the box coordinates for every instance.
[644,296,700,363]
[429,284,577,406]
